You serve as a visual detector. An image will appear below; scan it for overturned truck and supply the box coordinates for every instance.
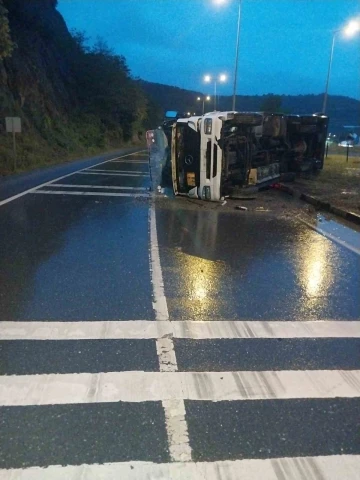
[171,111,328,201]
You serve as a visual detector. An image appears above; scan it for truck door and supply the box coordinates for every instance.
[173,120,200,195]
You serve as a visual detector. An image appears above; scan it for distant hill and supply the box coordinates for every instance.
[139,80,360,134]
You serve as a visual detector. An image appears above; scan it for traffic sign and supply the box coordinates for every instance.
[5,117,21,133]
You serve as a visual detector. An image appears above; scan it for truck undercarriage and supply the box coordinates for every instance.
[220,112,328,193]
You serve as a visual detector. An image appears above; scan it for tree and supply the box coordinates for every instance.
[0,0,14,59]
[68,33,151,140]
[71,29,90,54]
[260,94,283,112]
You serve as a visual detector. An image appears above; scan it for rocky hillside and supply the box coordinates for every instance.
[0,0,161,174]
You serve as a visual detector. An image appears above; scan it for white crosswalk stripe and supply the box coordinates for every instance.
[77,171,149,176]
[111,160,149,164]
[1,455,359,480]
[46,184,149,191]
[1,320,358,340]
[86,169,148,174]
[32,190,149,197]
[1,369,359,406]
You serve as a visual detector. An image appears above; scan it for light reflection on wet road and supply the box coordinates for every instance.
[156,208,360,320]
[1,190,359,321]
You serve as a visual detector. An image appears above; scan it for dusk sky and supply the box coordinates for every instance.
[58,0,360,99]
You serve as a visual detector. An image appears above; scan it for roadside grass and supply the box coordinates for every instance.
[0,118,144,176]
[323,152,360,177]
[326,144,360,156]
[0,136,125,176]
[295,148,360,212]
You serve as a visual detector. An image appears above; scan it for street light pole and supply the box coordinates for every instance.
[232,0,242,111]
[197,96,211,114]
[197,97,205,114]
[322,32,337,114]
[204,74,226,110]
[322,19,360,114]
[214,80,217,110]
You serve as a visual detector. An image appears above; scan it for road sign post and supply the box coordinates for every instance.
[5,117,21,171]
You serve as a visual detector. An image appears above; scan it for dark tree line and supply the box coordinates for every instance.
[68,31,161,140]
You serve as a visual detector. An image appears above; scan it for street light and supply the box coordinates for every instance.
[204,74,227,110]
[322,18,360,113]
[213,0,242,111]
[197,95,211,114]
[344,19,360,37]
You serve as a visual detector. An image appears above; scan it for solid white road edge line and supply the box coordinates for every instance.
[149,200,191,462]
[1,455,359,480]
[31,190,149,198]
[0,151,146,208]
[1,320,359,340]
[47,184,148,191]
[1,370,359,406]
[300,217,360,256]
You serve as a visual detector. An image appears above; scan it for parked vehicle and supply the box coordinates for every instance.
[171,111,328,201]
[338,132,359,147]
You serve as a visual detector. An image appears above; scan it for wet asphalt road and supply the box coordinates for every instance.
[156,208,360,321]
[0,148,359,477]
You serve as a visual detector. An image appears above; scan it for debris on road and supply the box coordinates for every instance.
[236,206,248,211]
[230,196,257,201]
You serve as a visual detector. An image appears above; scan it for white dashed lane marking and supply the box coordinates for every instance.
[149,201,192,462]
